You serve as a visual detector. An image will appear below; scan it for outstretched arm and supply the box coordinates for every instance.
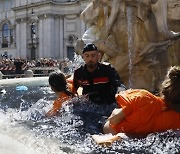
[108,108,125,124]
[72,71,80,94]
[103,108,125,134]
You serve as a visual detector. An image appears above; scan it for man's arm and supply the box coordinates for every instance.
[72,70,80,94]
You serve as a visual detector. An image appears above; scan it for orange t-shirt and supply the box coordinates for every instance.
[110,89,180,135]
[47,83,74,117]
[67,75,77,94]
[51,92,71,114]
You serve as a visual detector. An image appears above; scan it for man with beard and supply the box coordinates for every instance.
[73,43,126,104]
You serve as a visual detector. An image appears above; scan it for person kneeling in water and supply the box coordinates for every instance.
[46,70,75,117]
[103,66,180,137]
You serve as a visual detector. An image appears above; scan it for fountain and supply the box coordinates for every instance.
[0,77,180,153]
[76,0,180,91]
[0,1,180,153]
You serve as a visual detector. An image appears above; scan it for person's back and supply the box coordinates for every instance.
[114,89,180,135]
[14,59,23,72]
[14,58,24,77]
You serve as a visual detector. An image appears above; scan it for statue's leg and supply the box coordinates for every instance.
[151,0,179,40]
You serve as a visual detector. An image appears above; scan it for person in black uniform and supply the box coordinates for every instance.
[73,43,126,104]
[14,58,24,78]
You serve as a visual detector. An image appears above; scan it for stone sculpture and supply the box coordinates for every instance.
[76,0,180,91]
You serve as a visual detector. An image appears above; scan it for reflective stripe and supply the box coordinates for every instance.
[93,77,109,84]
[78,80,90,86]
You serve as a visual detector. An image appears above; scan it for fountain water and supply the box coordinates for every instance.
[126,6,134,88]
[0,77,180,153]
[0,1,180,153]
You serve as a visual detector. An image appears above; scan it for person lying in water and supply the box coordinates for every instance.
[103,66,180,137]
[46,70,75,117]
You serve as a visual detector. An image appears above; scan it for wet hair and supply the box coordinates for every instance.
[49,70,74,97]
[83,43,98,53]
[160,66,180,112]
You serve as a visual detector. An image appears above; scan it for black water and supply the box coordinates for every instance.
[0,83,180,154]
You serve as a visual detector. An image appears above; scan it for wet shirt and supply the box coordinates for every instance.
[46,83,73,117]
[73,62,124,104]
[111,89,180,135]
[52,92,71,114]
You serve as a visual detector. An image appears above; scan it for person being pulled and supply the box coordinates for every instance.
[73,43,126,105]
[46,70,75,117]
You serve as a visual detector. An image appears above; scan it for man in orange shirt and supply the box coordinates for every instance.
[46,71,74,117]
[103,66,180,136]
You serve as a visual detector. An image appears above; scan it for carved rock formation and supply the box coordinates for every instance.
[76,0,180,92]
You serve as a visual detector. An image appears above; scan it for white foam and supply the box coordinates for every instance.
[0,134,42,154]
[0,108,65,154]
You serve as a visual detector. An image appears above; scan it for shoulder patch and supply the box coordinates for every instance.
[102,62,111,66]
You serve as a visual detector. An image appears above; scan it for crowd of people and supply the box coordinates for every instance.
[0,57,71,78]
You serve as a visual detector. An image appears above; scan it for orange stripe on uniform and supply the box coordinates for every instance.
[93,77,109,84]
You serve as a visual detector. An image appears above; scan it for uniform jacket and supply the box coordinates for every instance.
[73,62,124,104]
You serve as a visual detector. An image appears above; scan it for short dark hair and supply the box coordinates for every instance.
[49,70,67,92]
[83,43,98,53]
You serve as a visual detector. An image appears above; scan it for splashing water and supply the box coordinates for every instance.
[63,53,84,75]
[0,78,180,154]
